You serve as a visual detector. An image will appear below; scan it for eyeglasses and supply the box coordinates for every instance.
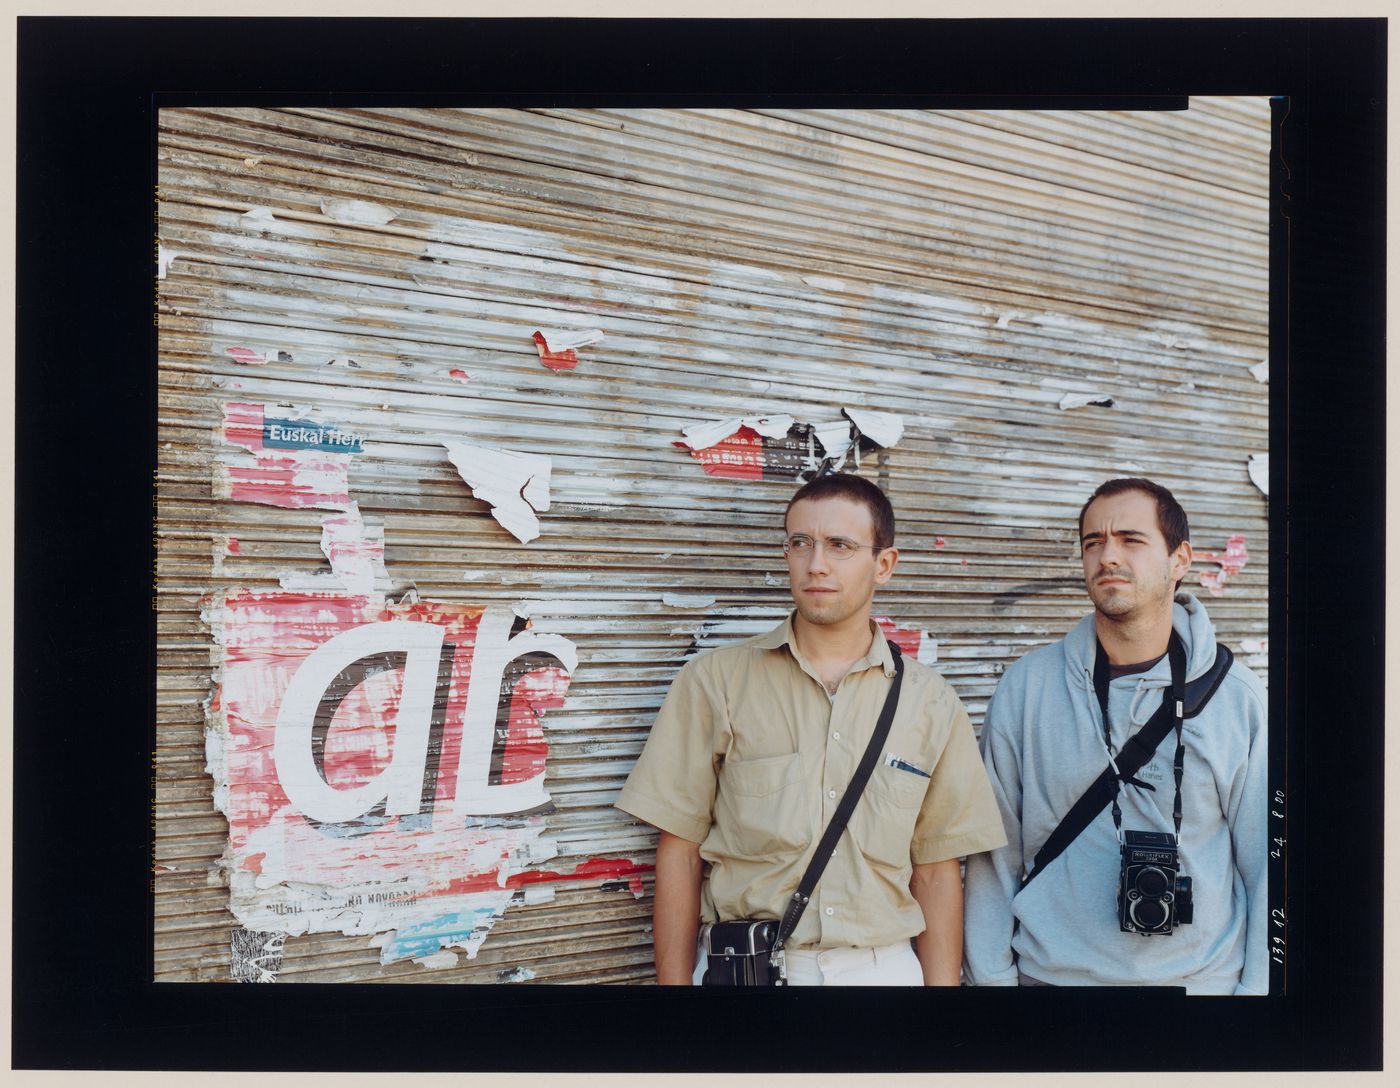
[783,534,881,561]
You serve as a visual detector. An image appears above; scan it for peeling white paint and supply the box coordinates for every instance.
[711,260,785,282]
[241,207,278,228]
[413,949,460,970]
[1034,312,1105,335]
[514,599,602,618]
[843,407,903,447]
[801,275,846,292]
[444,441,552,544]
[321,197,398,226]
[662,593,717,609]
[523,885,556,906]
[1250,357,1269,384]
[498,965,537,982]
[1058,392,1116,410]
[1248,453,1269,497]
[764,572,787,587]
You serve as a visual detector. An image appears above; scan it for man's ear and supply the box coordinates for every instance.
[1171,540,1194,584]
[874,546,899,585]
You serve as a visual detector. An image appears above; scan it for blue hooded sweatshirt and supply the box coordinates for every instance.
[963,593,1269,994]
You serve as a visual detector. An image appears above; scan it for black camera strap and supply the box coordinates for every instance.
[773,640,905,952]
[1095,633,1188,844]
[1019,633,1232,892]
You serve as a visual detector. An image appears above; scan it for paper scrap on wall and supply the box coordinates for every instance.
[444,441,552,544]
[875,615,939,667]
[1250,357,1269,384]
[1196,534,1248,597]
[1248,453,1269,497]
[219,402,359,511]
[532,328,605,372]
[677,408,905,482]
[203,593,579,964]
[226,347,293,365]
[1058,392,1116,410]
[157,245,183,279]
[278,505,399,597]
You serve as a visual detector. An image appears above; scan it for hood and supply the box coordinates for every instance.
[1064,592,1219,693]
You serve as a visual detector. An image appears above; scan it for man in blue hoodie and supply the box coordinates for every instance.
[963,478,1268,994]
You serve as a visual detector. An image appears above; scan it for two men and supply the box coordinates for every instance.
[964,478,1269,993]
[620,472,1267,992]
[616,473,1007,985]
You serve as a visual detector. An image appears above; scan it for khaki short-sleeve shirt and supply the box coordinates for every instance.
[616,614,1007,949]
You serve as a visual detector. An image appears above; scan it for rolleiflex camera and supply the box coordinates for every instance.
[1117,830,1194,935]
[703,919,786,985]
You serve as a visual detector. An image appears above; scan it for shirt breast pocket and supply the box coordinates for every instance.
[851,763,927,870]
[713,751,806,860]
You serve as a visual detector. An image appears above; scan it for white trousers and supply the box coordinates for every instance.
[693,926,923,986]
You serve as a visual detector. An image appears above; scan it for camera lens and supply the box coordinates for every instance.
[1131,898,1169,930]
[1135,866,1170,897]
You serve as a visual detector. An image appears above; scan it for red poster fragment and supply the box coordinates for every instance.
[1196,534,1248,597]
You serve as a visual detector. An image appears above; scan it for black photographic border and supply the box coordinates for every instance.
[13,15,1384,1072]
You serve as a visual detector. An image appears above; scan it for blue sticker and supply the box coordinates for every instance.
[263,416,364,453]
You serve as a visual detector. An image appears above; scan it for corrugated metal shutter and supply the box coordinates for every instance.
[156,102,1270,983]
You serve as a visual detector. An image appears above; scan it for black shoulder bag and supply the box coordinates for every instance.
[703,641,906,986]
[1018,634,1232,892]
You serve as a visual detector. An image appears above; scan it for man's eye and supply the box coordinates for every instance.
[827,539,857,555]
[788,536,814,551]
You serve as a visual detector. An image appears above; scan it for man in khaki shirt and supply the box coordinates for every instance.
[616,473,1006,985]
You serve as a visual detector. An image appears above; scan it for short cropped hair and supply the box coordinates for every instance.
[1078,477,1190,553]
[785,473,895,551]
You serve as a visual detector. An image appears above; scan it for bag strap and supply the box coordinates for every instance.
[773,640,905,950]
[1018,637,1233,892]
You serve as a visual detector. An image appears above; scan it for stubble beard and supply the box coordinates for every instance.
[1088,569,1174,626]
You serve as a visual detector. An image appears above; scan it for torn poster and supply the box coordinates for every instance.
[204,594,578,963]
[279,505,400,597]
[678,409,904,482]
[226,347,293,365]
[532,328,605,372]
[1240,637,1268,668]
[320,197,398,226]
[1196,534,1248,597]
[1250,357,1269,384]
[874,615,938,667]
[230,928,287,983]
[157,245,183,279]
[219,402,356,511]
[1248,453,1269,497]
[1058,392,1116,410]
[444,441,552,544]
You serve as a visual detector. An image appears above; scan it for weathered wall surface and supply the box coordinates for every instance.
[155,105,1270,983]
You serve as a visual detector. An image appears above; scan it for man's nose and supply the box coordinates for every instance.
[805,541,833,572]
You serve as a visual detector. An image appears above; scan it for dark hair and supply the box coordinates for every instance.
[1078,478,1190,552]
[785,473,895,551]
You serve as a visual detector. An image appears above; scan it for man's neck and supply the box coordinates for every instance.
[1094,607,1174,666]
[792,611,876,676]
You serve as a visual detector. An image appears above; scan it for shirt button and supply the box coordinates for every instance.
[832,731,841,740]
[827,789,836,799]
[825,907,834,916]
